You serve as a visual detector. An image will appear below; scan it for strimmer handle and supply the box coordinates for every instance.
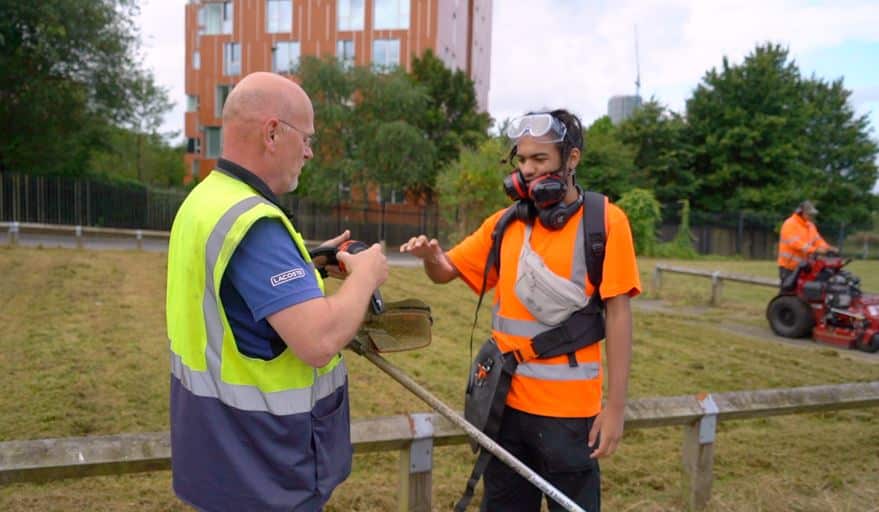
[336,240,385,315]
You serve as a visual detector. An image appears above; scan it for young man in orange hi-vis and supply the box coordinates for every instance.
[777,200,838,282]
[401,110,640,512]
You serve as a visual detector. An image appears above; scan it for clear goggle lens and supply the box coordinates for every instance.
[505,113,567,143]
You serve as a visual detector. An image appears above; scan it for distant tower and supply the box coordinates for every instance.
[634,24,641,98]
[607,25,643,124]
[608,95,642,124]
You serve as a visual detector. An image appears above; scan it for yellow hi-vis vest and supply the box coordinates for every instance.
[166,170,346,413]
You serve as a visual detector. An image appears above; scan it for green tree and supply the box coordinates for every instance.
[87,127,184,187]
[616,99,697,205]
[410,49,491,168]
[437,137,510,242]
[576,116,637,200]
[616,188,661,256]
[359,120,437,197]
[296,56,360,204]
[687,43,810,216]
[654,199,698,259]
[685,42,878,228]
[125,71,175,182]
[296,58,441,204]
[0,0,172,177]
[800,78,878,228]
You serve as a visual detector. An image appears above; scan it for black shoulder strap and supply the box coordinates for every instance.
[468,205,521,361]
[474,205,521,313]
[582,191,606,294]
[454,449,493,512]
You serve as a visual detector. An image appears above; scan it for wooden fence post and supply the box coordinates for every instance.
[397,413,433,512]
[75,225,84,249]
[135,230,143,250]
[709,272,723,306]
[653,266,663,297]
[8,222,18,246]
[681,393,718,511]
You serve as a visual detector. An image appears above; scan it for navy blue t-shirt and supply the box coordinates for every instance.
[220,218,323,360]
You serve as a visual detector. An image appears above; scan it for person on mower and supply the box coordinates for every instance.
[777,200,839,283]
[401,110,640,512]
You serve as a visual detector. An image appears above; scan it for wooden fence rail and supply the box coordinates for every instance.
[0,222,325,251]
[2,382,878,511]
[653,264,779,305]
[1,221,169,250]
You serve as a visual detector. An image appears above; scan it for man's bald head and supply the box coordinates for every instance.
[223,72,310,130]
[218,72,315,196]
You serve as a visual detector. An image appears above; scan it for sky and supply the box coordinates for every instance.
[137,0,879,182]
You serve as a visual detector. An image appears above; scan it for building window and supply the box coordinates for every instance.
[224,42,241,76]
[187,137,201,154]
[216,85,231,117]
[380,185,404,204]
[338,181,351,202]
[199,1,233,35]
[336,40,355,68]
[337,0,364,31]
[372,39,400,70]
[192,51,201,70]
[272,42,300,74]
[186,95,199,112]
[374,0,409,30]
[266,0,292,33]
[205,127,222,158]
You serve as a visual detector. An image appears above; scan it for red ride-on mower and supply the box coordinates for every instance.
[767,255,879,353]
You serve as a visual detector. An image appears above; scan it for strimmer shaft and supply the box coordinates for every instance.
[354,344,587,512]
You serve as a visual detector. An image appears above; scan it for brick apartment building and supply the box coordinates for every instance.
[183,0,493,185]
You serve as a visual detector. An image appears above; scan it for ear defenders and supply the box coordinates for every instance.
[503,168,582,230]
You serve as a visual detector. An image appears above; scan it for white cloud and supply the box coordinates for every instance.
[136,0,185,141]
[139,1,879,142]
[489,0,879,127]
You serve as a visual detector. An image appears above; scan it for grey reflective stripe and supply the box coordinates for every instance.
[779,251,804,263]
[570,214,587,284]
[516,361,600,381]
[492,303,554,338]
[173,195,344,414]
[523,221,585,286]
[202,196,267,384]
[171,351,347,415]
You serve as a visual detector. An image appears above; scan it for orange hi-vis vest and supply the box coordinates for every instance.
[447,202,640,418]
[777,213,830,270]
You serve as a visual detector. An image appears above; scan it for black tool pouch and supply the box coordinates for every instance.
[463,338,518,453]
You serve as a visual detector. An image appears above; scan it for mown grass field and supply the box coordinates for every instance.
[1,246,878,511]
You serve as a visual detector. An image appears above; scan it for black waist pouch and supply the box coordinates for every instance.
[463,338,519,452]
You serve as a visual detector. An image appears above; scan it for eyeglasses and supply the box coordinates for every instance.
[505,113,567,144]
[277,119,316,149]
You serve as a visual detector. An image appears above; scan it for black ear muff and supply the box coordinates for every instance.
[537,190,583,230]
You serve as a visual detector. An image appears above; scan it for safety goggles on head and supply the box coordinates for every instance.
[505,113,567,144]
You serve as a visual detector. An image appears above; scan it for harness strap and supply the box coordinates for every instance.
[583,190,606,292]
[454,448,493,512]
[530,303,606,359]
[469,206,521,361]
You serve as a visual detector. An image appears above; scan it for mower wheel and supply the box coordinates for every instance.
[855,333,879,353]
[766,295,814,338]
